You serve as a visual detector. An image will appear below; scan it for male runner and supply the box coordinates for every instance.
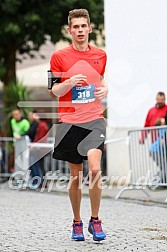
[49,9,108,241]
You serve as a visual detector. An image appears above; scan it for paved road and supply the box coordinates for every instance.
[0,187,166,252]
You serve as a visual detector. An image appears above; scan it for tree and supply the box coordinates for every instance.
[0,0,104,85]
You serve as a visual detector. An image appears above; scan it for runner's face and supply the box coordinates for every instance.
[68,17,91,44]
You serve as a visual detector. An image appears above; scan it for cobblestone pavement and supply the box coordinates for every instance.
[0,187,166,252]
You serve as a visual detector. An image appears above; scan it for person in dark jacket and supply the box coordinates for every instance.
[21,111,39,141]
[28,112,49,189]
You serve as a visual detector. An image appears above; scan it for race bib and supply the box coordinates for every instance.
[72,84,95,103]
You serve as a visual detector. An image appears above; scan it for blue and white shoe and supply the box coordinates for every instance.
[88,219,106,241]
[71,221,85,241]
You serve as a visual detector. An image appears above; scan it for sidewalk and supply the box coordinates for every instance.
[1,180,167,204]
[49,181,167,205]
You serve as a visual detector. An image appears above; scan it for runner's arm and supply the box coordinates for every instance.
[49,74,87,98]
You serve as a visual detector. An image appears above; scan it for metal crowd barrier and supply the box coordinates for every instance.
[14,136,106,181]
[0,134,106,186]
[14,136,69,179]
[116,125,167,202]
[0,137,14,181]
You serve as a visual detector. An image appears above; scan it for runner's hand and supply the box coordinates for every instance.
[70,74,87,87]
[94,87,108,100]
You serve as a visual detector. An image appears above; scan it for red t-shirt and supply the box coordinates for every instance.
[50,44,107,123]
[141,104,167,142]
[144,105,167,127]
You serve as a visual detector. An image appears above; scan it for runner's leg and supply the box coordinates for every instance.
[68,162,83,221]
[87,149,102,218]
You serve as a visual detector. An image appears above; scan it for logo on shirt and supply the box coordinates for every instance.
[94,61,99,64]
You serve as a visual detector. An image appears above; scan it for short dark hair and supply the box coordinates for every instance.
[68,9,90,26]
[12,108,21,113]
[157,91,165,97]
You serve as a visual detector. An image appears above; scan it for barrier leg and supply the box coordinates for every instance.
[115,186,151,200]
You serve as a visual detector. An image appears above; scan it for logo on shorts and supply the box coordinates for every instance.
[100,134,105,138]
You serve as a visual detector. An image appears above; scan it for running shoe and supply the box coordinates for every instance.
[88,219,106,241]
[71,221,85,241]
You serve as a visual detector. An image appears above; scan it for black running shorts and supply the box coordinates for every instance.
[52,118,106,164]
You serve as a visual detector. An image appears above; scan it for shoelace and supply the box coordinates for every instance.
[73,222,83,234]
[92,220,103,233]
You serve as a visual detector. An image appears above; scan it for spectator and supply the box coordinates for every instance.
[0,142,6,176]
[10,109,30,172]
[21,111,39,141]
[149,116,167,184]
[29,112,49,189]
[0,126,6,176]
[11,108,30,138]
[33,112,48,143]
[140,92,167,143]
